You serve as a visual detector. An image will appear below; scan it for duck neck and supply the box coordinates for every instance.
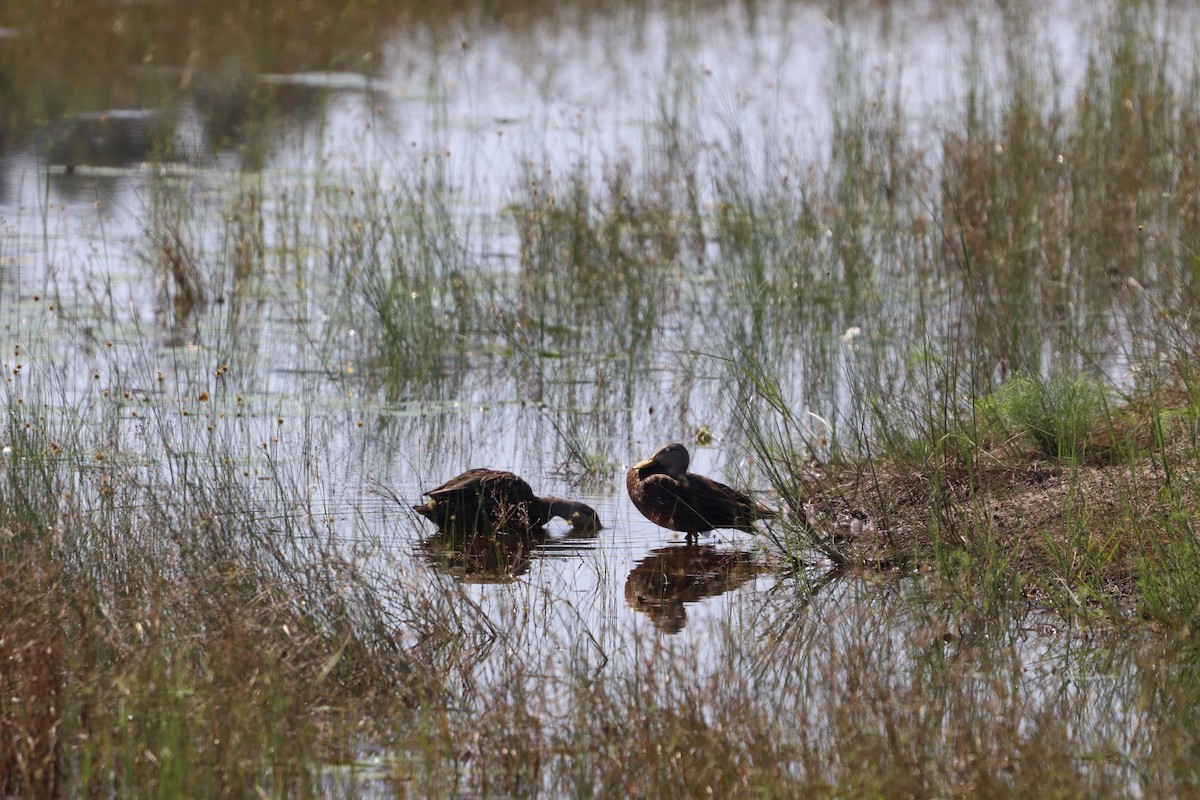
[544,497,596,525]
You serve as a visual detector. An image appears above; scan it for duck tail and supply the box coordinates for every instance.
[756,502,779,521]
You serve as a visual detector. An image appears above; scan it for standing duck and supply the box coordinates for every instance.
[626,443,777,544]
[414,468,601,535]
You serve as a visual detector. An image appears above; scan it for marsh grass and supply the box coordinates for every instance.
[708,2,1200,631]
[0,407,424,794]
[0,176,484,795]
[510,162,680,358]
[504,160,686,476]
[375,574,1200,797]
[323,170,479,396]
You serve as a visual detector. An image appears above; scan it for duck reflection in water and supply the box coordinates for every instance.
[411,468,602,583]
[624,545,763,633]
[418,527,543,583]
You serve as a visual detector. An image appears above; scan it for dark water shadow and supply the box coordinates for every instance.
[418,521,598,584]
[624,544,766,634]
[44,109,162,168]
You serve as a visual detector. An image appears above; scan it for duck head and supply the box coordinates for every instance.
[546,498,603,532]
[632,442,690,478]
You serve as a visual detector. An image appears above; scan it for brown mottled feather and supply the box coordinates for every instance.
[626,443,776,542]
[415,468,600,535]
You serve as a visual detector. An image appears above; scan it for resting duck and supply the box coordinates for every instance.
[414,468,601,535]
[626,443,777,544]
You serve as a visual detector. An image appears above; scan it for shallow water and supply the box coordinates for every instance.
[1,0,1197,790]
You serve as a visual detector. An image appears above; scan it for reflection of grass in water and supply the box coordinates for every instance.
[1,1,392,150]
[8,1,738,170]
[388,574,1194,796]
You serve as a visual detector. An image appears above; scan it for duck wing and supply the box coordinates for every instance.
[420,469,544,532]
[631,472,718,533]
[682,474,763,532]
[635,472,687,508]
[426,468,501,498]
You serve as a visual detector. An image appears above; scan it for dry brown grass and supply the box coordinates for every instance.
[0,458,424,796]
[0,536,66,797]
[795,384,1200,612]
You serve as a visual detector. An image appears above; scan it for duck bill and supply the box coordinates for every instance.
[632,455,658,475]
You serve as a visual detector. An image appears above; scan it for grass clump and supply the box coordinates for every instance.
[510,162,680,359]
[0,390,427,795]
[1138,525,1200,627]
[979,373,1109,462]
[323,174,477,395]
[0,514,406,796]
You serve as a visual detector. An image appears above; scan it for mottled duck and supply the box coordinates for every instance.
[626,443,777,544]
[414,468,601,535]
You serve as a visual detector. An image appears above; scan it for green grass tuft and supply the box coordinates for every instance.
[979,373,1109,462]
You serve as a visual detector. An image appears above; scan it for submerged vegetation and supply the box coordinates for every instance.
[4,0,1200,794]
